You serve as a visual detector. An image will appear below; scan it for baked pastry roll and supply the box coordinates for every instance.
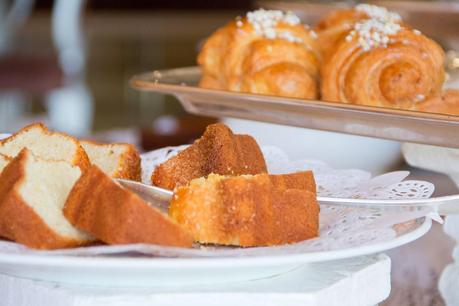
[315,7,369,58]
[317,4,445,109]
[198,9,321,99]
[415,89,459,115]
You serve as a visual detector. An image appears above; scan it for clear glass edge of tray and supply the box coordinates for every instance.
[130,66,459,149]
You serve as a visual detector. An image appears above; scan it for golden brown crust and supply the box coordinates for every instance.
[316,8,445,109]
[118,145,141,181]
[0,150,86,249]
[415,90,459,116]
[199,74,224,90]
[0,153,12,172]
[169,173,319,247]
[198,17,321,99]
[64,165,193,248]
[0,153,11,161]
[80,140,141,181]
[270,171,316,194]
[315,9,368,58]
[74,145,91,171]
[152,123,267,190]
[0,123,90,171]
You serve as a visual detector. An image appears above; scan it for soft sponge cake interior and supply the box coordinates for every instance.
[19,151,91,241]
[81,142,128,177]
[0,124,80,164]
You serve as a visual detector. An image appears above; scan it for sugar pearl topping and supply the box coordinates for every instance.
[243,9,306,43]
[355,4,401,22]
[247,8,300,27]
[346,5,402,51]
[415,94,425,102]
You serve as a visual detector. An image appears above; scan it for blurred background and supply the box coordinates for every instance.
[1,1,459,305]
[1,0,458,148]
[0,0,251,144]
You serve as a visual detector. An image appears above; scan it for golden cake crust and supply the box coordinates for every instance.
[270,171,316,194]
[64,165,193,248]
[0,153,12,172]
[0,150,87,249]
[169,172,319,247]
[0,123,90,171]
[152,123,267,190]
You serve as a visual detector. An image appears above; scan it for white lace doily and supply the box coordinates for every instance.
[141,145,435,200]
[0,145,436,258]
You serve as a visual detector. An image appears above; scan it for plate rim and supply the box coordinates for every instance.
[130,66,459,123]
[0,218,431,268]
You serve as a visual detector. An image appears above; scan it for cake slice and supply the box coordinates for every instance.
[80,140,141,181]
[270,171,316,194]
[0,153,11,173]
[64,165,193,248]
[0,149,93,249]
[152,123,267,190]
[0,123,90,170]
[169,173,319,247]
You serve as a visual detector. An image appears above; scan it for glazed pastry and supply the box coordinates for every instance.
[315,7,367,58]
[317,4,445,109]
[198,9,321,99]
[315,4,403,58]
[415,90,459,115]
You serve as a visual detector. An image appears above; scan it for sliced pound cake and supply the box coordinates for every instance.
[152,123,267,190]
[64,165,193,248]
[270,171,316,195]
[80,140,141,181]
[169,172,319,247]
[0,153,11,173]
[0,123,90,170]
[0,149,94,249]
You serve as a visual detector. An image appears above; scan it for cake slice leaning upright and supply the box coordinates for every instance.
[0,123,90,171]
[0,149,94,249]
[152,123,268,190]
[80,140,141,181]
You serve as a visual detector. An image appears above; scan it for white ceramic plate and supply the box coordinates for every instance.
[0,134,432,287]
[0,218,430,287]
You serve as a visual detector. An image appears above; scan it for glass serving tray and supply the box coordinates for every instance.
[131,67,459,148]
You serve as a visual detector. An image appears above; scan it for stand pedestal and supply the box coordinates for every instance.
[0,254,390,306]
[439,216,459,305]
